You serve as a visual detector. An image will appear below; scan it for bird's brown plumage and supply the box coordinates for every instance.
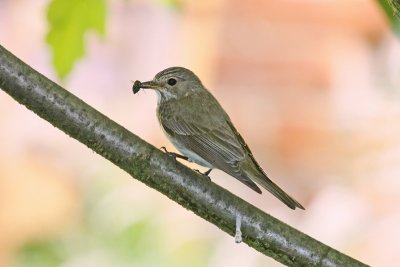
[141,67,304,210]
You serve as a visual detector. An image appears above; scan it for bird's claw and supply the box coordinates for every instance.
[160,146,189,161]
[194,169,212,181]
[160,146,176,161]
[203,168,213,176]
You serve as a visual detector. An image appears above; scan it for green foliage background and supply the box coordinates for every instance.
[45,0,181,80]
[378,0,400,33]
[17,174,214,267]
[46,0,106,79]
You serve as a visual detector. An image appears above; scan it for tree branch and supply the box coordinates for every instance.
[0,44,369,267]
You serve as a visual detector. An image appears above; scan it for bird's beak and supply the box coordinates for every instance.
[132,80,160,94]
[138,80,160,89]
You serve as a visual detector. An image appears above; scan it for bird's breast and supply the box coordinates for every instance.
[156,100,214,168]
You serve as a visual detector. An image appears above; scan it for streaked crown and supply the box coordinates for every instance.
[154,67,201,83]
[149,67,205,101]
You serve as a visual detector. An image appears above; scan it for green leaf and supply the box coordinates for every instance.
[46,0,106,79]
[159,0,182,10]
[168,239,215,267]
[377,0,400,35]
[109,219,161,261]
[17,241,65,267]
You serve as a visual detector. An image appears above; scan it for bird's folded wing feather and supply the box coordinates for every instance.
[162,117,243,164]
[162,117,262,193]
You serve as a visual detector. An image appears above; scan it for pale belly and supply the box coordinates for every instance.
[167,134,214,169]
[157,98,214,169]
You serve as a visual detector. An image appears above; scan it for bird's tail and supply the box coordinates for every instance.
[257,174,304,210]
[242,163,304,210]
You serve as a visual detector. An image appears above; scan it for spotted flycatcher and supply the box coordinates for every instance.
[132,67,304,210]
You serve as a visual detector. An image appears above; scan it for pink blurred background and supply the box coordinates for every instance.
[1,0,400,266]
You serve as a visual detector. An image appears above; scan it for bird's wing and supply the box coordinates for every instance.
[161,117,262,193]
[224,120,305,209]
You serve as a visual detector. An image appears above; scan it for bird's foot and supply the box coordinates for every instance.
[203,168,213,176]
[194,168,213,181]
[160,146,189,161]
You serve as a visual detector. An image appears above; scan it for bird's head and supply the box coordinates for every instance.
[133,67,204,100]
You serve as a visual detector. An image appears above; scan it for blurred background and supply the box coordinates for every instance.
[1,0,400,266]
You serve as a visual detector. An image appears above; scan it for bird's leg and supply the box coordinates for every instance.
[203,168,213,176]
[160,146,189,161]
[194,168,212,181]
[160,147,213,179]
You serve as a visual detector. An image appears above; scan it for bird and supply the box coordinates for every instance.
[132,67,304,210]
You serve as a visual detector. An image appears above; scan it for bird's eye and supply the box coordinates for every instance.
[167,78,177,86]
